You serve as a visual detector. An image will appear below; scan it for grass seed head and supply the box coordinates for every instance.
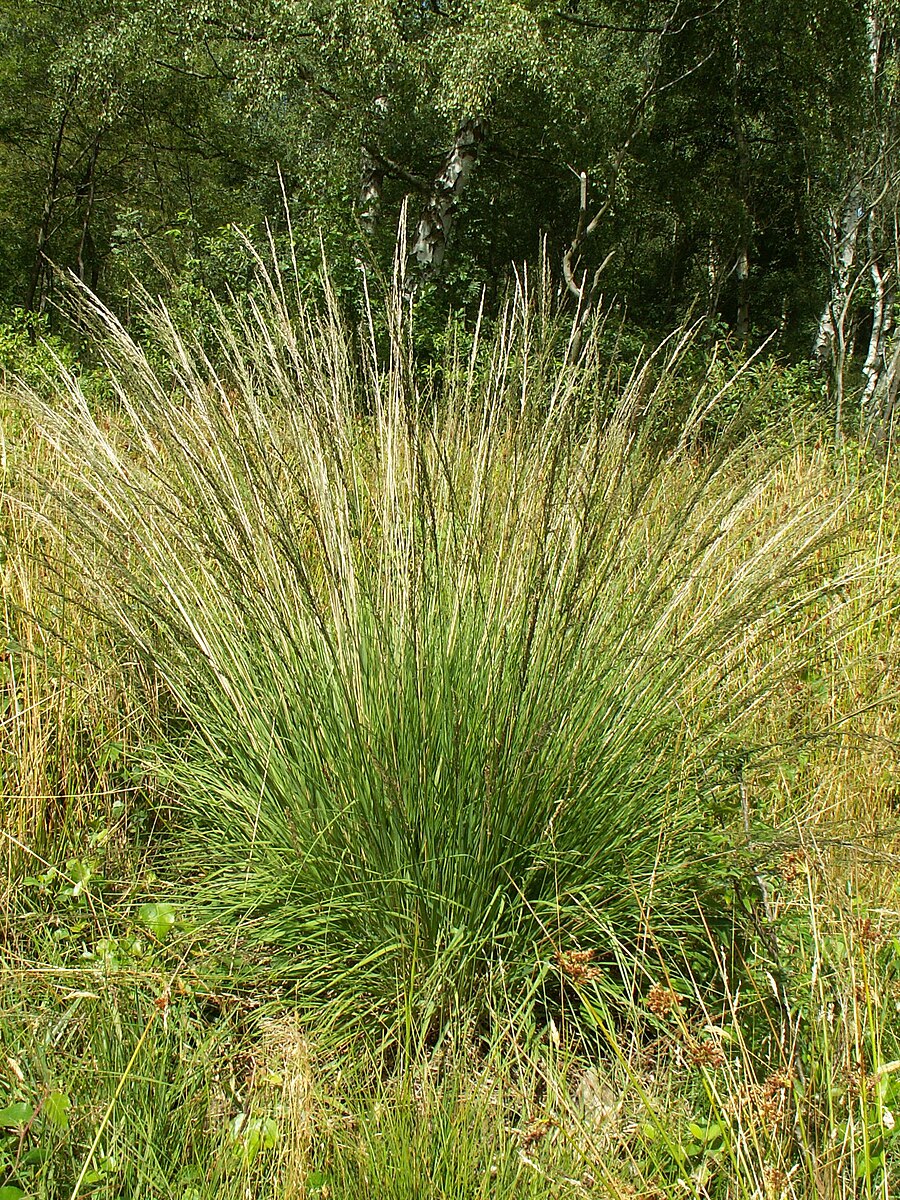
[555,949,602,985]
[646,984,679,1017]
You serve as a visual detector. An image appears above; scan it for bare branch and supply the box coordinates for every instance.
[555,0,725,38]
[361,145,431,195]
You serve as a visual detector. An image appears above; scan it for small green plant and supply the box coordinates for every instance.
[0,1090,72,1200]
[138,901,179,942]
[639,1114,731,1192]
[230,1113,278,1165]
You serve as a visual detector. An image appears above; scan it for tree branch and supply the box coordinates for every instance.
[555,0,725,38]
[362,145,431,195]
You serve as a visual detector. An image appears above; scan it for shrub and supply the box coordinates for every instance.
[0,308,75,393]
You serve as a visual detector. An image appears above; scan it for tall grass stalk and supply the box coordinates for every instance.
[23,257,864,1041]
[0,416,142,871]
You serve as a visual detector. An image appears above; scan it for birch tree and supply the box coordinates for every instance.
[812,0,900,444]
[0,0,889,356]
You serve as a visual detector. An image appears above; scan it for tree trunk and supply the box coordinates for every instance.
[861,239,891,423]
[76,132,102,283]
[814,3,890,440]
[865,332,900,453]
[812,179,867,445]
[813,185,863,370]
[358,148,384,232]
[735,244,750,343]
[561,171,616,363]
[407,117,486,287]
[731,29,752,345]
[25,102,70,314]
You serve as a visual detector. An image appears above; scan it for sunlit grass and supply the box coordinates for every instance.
[14,266,877,1038]
[0,265,898,1198]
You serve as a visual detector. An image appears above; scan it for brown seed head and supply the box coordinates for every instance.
[556,948,602,984]
[857,917,883,948]
[765,1166,789,1196]
[778,849,808,883]
[687,1038,726,1068]
[522,1118,553,1147]
[646,984,678,1017]
[762,1071,793,1098]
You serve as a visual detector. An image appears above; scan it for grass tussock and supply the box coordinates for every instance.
[18,260,876,1042]
[1,259,899,1198]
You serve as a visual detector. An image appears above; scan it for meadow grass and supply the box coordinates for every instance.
[0,268,898,1198]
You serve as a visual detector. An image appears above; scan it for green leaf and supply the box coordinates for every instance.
[256,1116,278,1152]
[139,902,177,942]
[856,1149,885,1179]
[81,1154,116,1184]
[96,740,123,771]
[44,1090,71,1130]
[67,858,93,883]
[231,1114,278,1163]
[0,1102,34,1128]
[0,1186,25,1200]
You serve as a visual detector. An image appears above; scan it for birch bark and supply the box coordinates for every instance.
[407,117,486,285]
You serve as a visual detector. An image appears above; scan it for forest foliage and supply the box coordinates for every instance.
[2,0,899,418]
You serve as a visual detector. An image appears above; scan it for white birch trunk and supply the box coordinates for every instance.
[358,149,384,232]
[814,186,863,369]
[861,251,889,417]
[409,118,485,279]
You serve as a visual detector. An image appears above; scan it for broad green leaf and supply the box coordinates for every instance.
[0,1102,33,1127]
[231,1113,278,1163]
[44,1090,71,1130]
[139,902,177,941]
[67,858,93,883]
[257,1117,277,1150]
